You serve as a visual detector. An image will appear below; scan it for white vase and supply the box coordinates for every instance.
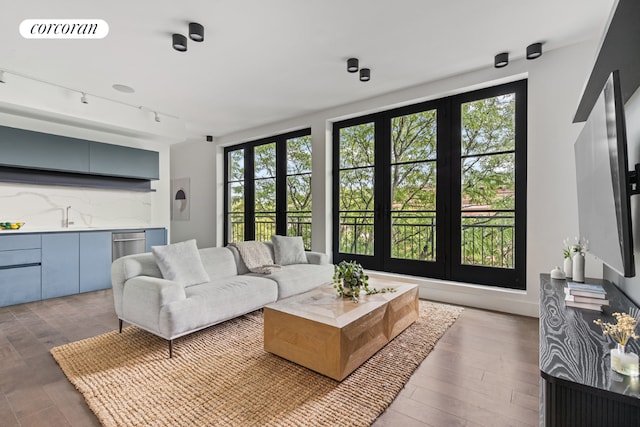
[572,253,585,282]
[563,257,573,279]
[611,343,640,377]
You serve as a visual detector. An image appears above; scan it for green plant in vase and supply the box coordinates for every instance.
[333,260,395,303]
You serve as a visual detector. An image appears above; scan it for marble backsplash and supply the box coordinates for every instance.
[0,182,152,229]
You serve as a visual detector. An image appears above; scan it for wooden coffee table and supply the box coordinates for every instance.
[263,283,419,381]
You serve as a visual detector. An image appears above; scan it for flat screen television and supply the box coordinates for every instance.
[574,70,635,277]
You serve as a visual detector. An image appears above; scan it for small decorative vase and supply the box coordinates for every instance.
[611,343,640,377]
[572,253,585,282]
[563,257,573,279]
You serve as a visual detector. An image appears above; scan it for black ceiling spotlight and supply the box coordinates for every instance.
[526,42,543,60]
[347,58,359,73]
[172,33,187,52]
[206,135,213,142]
[359,68,370,82]
[494,52,509,68]
[189,23,204,42]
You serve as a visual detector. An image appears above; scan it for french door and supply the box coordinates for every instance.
[333,80,526,289]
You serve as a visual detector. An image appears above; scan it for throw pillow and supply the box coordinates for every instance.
[271,235,308,266]
[152,239,210,286]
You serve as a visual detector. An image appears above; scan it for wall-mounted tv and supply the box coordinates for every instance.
[574,70,636,277]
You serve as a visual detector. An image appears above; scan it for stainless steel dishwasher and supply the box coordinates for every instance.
[112,231,146,261]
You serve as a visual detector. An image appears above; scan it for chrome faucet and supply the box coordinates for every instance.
[64,206,74,228]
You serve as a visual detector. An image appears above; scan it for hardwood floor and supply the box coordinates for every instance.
[0,289,539,426]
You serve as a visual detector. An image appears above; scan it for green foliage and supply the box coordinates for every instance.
[333,260,394,303]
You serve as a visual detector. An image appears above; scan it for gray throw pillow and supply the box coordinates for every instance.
[152,239,210,286]
[271,235,308,265]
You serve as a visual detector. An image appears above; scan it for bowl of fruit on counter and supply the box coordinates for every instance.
[0,222,25,230]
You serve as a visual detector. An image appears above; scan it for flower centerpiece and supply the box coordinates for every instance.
[333,260,395,303]
[594,312,640,376]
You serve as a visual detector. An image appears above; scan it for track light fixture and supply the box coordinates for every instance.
[494,52,509,68]
[189,23,204,42]
[526,42,542,60]
[359,68,371,82]
[80,92,88,104]
[347,58,359,73]
[172,33,187,52]
[0,71,5,84]
[154,112,161,122]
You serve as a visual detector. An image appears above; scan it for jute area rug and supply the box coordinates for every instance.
[51,301,463,427]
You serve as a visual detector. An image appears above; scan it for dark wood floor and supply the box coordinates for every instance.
[0,289,539,426]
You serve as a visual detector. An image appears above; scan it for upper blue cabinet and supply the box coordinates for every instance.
[0,125,159,182]
[0,126,90,173]
[89,142,159,180]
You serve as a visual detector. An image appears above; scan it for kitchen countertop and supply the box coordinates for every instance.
[0,225,167,234]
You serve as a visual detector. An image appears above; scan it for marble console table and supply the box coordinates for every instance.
[539,274,640,426]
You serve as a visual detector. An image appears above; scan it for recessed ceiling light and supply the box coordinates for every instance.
[112,84,135,93]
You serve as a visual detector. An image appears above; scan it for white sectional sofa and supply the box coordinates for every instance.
[111,241,333,357]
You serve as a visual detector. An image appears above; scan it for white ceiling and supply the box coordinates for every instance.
[0,0,614,140]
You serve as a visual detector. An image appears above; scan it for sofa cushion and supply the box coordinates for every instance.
[256,263,333,299]
[152,239,210,286]
[199,247,239,280]
[271,235,308,265]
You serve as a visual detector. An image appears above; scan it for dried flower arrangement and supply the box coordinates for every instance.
[594,312,640,346]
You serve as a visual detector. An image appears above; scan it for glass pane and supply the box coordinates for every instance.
[255,178,276,214]
[228,213,244,243]
[339,123,375,169]
[254,143,276,179]
[339,212,374,255]
[287,135,312,174]
[287,174,311,212]
[228,149,244,181]
[228,182,244,212]
[254,213,276,242]
[461,153,515,211]
[461,213,514,268]
[390,161,436,261]
[339,168,374,211]
[461,94,515,156]
[287,211,312,249]
[391,110,437,164]
[391,212,436,261]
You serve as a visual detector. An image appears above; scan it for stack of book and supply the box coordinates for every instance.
[564,282,608,311]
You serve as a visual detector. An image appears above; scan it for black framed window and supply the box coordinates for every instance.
[333,80,527,289]
[224,129,312,249]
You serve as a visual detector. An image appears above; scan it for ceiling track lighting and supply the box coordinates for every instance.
[347,58,359,73]
[359,68,371,82]
[80,92,88,104]
[526,42,543,60]
[494,52,509,68]
[189,22,204,42]
[154,112,161,122]
[172,33,187,52]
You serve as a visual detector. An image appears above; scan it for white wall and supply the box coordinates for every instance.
[169,140,216,247]
[175,40,604,317]
[0,112,171,233]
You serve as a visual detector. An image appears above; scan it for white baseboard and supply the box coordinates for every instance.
[367,270,540,318]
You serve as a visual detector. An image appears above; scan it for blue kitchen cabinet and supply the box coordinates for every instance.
[42,233,80,299]
[89,142,159,180]
[145,228,167,252]
[0,125,90,173]
[79,231,112,292]
[0,234,42,306]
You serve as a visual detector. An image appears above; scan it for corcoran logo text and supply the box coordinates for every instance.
[20,19,109,39]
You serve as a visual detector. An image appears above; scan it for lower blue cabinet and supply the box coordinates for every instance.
[80,232,112,292]
[145,228,167,252]
[42,233,80,299]
[0,265,41,306]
